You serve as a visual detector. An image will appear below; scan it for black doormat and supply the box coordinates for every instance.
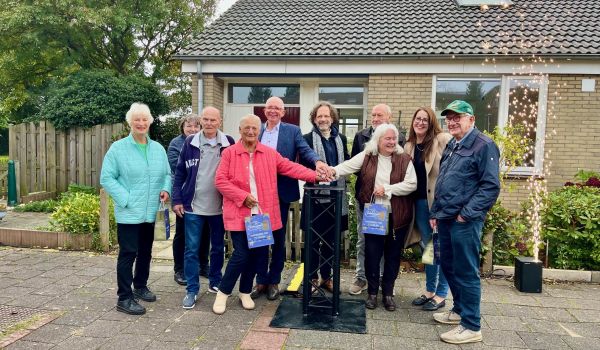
[269,296,366,333]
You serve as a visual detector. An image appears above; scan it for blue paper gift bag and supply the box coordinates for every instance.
[361,203,388,235]
[245,214,274,249]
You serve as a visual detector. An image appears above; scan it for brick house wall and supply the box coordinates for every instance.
[192,72,600,210]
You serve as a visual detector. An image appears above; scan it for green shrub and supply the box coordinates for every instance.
[38,70,169,130]
[50,193,100,235]
[13,199,59,213]
[150,116,182,150]
[66,183,97,196]
[542,185,600,270]
[346,175,358,259]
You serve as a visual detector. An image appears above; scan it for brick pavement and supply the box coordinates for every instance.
[1,247,600,349]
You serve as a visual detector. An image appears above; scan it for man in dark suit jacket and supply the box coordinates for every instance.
[252,96,331,300]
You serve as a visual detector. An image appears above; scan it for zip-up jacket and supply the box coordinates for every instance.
[171,131,234,212]
[100,134,172,224]
[430,128,501,222]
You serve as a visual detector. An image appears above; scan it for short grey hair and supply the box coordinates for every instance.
[364,123,403,155]
[125,102,154,125]
[239,114,262,129]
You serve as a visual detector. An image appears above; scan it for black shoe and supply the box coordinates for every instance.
[199,266,209,278]
[250,284,267,299]
[174,271,187,286]
[412,294,432,306]
[365,294,377,309]
[267,284,280,300]
[117,298,146,315]
[383,296,396,311]
[133,287,157,302]
[422,299,446,311]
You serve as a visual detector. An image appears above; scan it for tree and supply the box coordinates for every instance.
[40,70,169,130]
[0,0,216,125]
[248,87,272,104]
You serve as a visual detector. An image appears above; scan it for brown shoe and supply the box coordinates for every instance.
[267,284,280,300]
[383,296,396,311]
[365,294,377,309]
[250,284,267,299]
[320,278,334,293]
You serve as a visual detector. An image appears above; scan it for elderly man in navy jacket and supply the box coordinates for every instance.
[429,100,500,345]
[251,96,331,300]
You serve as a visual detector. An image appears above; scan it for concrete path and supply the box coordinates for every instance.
[1,246,600,349]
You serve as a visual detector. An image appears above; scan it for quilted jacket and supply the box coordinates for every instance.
[100,134,172,224]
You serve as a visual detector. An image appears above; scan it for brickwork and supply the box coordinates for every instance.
[191,73,225,113]
[367,74,433,132]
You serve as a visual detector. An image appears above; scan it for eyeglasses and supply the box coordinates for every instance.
[265,106,283,111]
[445,114,468,123]
[414,117,429,124]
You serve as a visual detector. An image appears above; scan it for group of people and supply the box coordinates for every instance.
[100,97,500,345]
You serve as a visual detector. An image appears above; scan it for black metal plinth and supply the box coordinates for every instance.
[302,184,344,316]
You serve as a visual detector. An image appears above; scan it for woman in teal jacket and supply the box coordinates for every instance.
[100,102,171,316]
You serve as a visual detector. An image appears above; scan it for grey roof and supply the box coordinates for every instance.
[178,0,600,59]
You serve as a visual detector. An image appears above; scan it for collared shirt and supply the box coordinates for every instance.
[261,122,280,150]
[190,131,224,215]
[456,126,475,146]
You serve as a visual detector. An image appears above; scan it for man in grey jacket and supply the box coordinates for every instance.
[429,100,500,345]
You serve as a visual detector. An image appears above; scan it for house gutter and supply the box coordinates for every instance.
[197,60,203,113]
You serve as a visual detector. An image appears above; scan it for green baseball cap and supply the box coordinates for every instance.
[441,100,474,116]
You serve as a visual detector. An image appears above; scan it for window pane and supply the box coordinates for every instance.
[508,79,539,167]
[319,86,364,105]
[337,108,364,141]
[228,84,300,104]
[435,79,501,133]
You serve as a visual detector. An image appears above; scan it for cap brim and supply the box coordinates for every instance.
[441,108,456,116]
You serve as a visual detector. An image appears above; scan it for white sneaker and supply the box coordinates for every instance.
[433,310,461,325]
[440,325,482,344]
[239,293,255,310]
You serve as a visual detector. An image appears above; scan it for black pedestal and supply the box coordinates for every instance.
[514,256,542,293]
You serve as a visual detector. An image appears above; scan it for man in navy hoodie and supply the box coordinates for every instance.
[172,106,235,309]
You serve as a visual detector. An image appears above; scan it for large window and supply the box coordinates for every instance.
[228,84,300,104]
[434,76,547,175]
[319,85,366,140]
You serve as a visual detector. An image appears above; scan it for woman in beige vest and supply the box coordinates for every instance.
[404,107,452,311]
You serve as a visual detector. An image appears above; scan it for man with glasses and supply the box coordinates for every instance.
[251,96,332,300]
[348,103,406,295]
[429,100,500,344]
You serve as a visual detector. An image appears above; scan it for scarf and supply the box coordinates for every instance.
[311,127,348,216]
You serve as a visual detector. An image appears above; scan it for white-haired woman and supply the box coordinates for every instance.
[331,123,416,311]
[100,102,172,316]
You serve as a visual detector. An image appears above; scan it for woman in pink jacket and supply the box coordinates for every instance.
[213,114,327,314]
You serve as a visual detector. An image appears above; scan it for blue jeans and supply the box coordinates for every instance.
[184,213,225,294]
[218,231,261,295]
[438,218,484,331]
[256,201,290,285]
[415,200,448,298]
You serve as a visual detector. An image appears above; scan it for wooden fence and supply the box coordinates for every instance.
[8,121,125,200]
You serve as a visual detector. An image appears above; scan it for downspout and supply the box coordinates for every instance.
[197,60,203,114]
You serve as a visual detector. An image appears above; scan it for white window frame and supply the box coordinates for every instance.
[432,75,548,176]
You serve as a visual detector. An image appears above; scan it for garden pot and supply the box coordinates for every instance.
[514,256,542,293]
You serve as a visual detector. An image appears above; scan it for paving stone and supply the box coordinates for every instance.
[52,310,103,326]
[22,324,80,344]
[326,331,372,350]
[146,341,193,350]
[407,308,438,325]
[74,267,113,277]
[5,340,55,349]
[15,276,57,289]
[570,309,600,322]
[373,334,422,349]
[0,286,38,297]
[517,331,571,349]
[395,321,440,341]
[480,302,501,316]
[99,333,154,349]
[6,294,56,309]
[80,319,129,338]
[176,310,218,326]
[287,329,332,348]
[6,268,44,280]
[523,319,569,335]
[240,330,287,350]
[479,329,526,348]
[52,275,98,287]
[39,268,78,279]
[483,315,531,332]
[558,322,600,338]
[561,336,600,350]
[32,284,78,297]
[495,304,537,318]
[533,308,577,322]
[49,335,107,350]
[122,316,172,335]
[0,277,19,287]
[371,307,410,321]
[159,323,208,343]
[143,306,187,319]
[367,319,397,336]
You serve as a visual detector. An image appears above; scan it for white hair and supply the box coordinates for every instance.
[364,123,403,155]
[239,114,261,128]
[125,102,154,125]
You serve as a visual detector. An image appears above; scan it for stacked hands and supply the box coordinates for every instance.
[315,161,336,182]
